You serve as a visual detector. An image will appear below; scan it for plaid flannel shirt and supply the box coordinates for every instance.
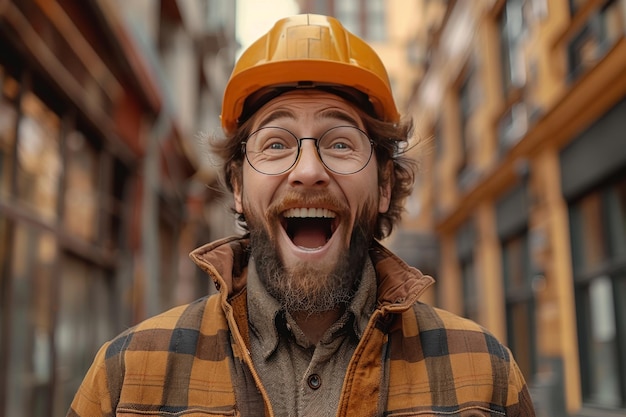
[68,236,536,416]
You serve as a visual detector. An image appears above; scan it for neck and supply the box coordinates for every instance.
[292,308,343,345]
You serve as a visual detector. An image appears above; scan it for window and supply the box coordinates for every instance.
[0,62,129,416]
[525,0,548,21]
[158,219,179,311]
[567,0,625,80]
[312,0,387,42]
[4,224,58,417]
[461,257,479,321]
[502,232,537,380]
[497,0,531,158]
[365,0,386,42]
[570,175,626,409]
[457,221,479,322]
[0,71,18,197]
[499,0,527,97]
[497,184,536,381]
[63,131,99,242]
[16,92,62,221]
[498,101,529,152]
[335,1,359,35]
[53,255,114,417]
[457,67,480,191]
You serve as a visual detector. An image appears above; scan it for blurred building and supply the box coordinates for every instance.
[404,0,626,416]
[0,0,236,415]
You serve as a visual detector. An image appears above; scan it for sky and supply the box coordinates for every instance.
[235,0,299,55]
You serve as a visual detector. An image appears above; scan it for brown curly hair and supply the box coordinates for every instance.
[208,106,417,240]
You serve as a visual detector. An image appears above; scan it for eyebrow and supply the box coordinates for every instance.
[256,108,361,129]
[317,109,360,127]
[256,110,294,128]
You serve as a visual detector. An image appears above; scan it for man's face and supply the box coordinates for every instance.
[233,90,391,312]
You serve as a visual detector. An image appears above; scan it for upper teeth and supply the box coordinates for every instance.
[283,208,336,218]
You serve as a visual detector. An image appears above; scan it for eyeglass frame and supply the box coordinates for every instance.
[241,125,376,175]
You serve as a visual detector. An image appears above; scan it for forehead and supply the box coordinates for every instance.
[249,90,365,130]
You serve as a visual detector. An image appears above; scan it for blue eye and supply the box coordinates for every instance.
[268,142,286,150]
[330,142,350,150]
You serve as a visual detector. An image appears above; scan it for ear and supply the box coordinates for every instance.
[378,161,392,213]
[232,177,243,214]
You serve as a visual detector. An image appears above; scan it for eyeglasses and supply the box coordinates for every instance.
[242,125,374,175]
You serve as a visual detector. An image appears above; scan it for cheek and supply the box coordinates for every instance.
[238,169,282,214]
[343,174,382,219]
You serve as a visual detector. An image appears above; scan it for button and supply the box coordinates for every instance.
[307,374,321,390]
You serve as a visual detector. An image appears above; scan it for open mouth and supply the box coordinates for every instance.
[282,208,337,249]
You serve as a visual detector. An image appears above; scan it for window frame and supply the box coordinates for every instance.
[569,173,626,410]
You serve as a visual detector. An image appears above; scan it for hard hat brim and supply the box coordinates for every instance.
[222,60,399,134]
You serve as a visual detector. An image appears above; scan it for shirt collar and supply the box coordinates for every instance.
[247,259,282,358]
[247,256,377,359]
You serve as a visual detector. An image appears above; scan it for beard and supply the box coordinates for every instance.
[246,193,378,314]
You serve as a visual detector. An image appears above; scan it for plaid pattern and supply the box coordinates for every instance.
[68,236,535,417]
[382,304,534,415]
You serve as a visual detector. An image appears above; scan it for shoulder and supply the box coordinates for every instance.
[69,294,233,414]
[104,295,225,359]
[411,302,485,331]
[405,302,511,359]
[387,303,535,415]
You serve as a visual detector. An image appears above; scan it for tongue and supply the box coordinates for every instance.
[292,222,328,249]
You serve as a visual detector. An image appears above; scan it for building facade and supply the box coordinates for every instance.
[405,0,626,416]
[0,1,236,415]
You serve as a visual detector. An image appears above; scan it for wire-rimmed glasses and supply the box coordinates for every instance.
[242,125,374,175]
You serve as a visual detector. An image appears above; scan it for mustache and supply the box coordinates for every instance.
[266,190,350,218]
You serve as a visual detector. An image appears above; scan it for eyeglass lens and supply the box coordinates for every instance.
[244,126,373,175]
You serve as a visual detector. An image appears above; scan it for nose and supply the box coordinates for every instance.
[287,140,330,187]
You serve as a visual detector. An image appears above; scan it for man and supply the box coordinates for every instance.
[68,14,535,417]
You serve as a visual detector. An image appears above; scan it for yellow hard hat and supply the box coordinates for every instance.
[221,14,399,134]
